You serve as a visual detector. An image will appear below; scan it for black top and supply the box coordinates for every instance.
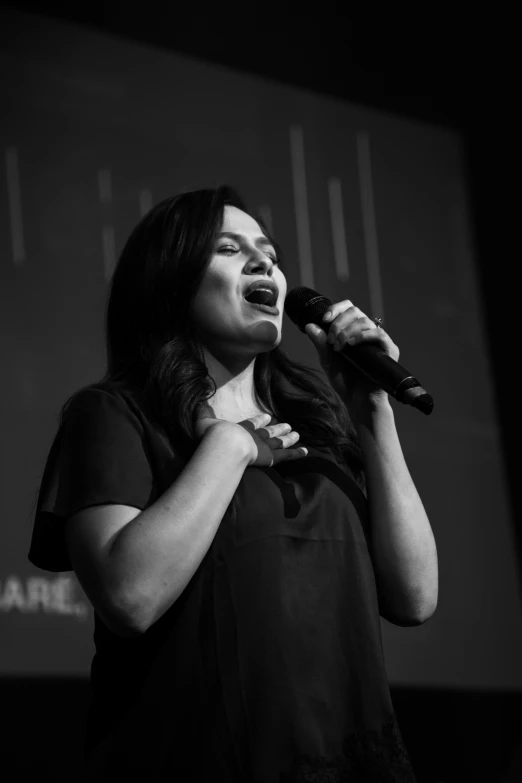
[29,383,417,782]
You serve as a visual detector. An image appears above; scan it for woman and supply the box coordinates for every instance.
[29,185,438,781]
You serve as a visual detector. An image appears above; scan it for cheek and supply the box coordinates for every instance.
[192,277,238,331]
[196,269,231,304]
[203,264,236,297]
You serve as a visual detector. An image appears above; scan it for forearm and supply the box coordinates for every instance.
[353,399,438,625]
[108,424,251,633]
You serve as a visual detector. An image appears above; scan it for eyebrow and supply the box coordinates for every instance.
[217,231,276,251]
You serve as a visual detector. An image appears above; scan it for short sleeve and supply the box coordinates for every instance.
[29,387,154,572]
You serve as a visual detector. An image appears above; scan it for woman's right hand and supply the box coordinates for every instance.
[235,413,308,468]
[195,404,307,468]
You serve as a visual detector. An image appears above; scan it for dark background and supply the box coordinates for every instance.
[2,4,521,781]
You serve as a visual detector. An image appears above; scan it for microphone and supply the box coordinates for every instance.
[284,286,434,415]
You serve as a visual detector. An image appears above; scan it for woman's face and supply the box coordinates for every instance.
[191,205,287,360]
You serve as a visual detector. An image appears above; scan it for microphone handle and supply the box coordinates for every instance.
[338,342,434,415]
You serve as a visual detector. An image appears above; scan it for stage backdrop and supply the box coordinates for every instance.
[1,7,521,691]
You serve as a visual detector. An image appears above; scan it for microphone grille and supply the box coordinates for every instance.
[284,286,332,332]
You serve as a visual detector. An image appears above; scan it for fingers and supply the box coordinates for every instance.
[261,426,299,447]
[322,299,355,323]
[322,302,375,345]
[323,310,396,355]
[267,426,307,457]
[321,302,400,358]
[251,417,308,461]
[277,430,301,447]
[325,311,369,344]
[260,422,307,455]
[284,444,308,459]
[331,323,398,357]
[241,412,271,431]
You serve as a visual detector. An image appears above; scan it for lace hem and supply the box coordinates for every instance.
[279,716,417,783]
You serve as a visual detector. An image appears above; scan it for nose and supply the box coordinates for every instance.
[247,250,276,276]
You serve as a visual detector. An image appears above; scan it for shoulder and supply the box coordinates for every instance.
[64,382,127,410]
[59,382,178,461]
[62,382,144,430]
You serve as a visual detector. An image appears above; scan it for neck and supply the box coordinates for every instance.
[201,344,260,416]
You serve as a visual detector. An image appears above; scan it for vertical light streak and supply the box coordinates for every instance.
[102,225,116,280]
[98,168,115,280]
[357,131,385,321]
[5,147,25,266]
[289,125,314,289]
[98,169,112,204]
[139,189,153,218]
[327,176,350,282]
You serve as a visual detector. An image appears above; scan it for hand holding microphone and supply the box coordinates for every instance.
[284,286,433,416]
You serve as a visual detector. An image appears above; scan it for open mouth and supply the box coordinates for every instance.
[244,289,278,308]
[245,301,280,315]
[243,288,279,315]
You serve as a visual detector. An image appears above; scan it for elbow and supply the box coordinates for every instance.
[403,597,438,626]
[100,589,159,638]
[380,592,438,627]
[384,605,437,627]
[415,582,439,624]
[99,605,149,638]
[399,609,436,627]
[97,571,186,636]
[416,598,438,625]
[113,614,151,638]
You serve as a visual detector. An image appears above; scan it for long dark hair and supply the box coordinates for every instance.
[64,186,365,487]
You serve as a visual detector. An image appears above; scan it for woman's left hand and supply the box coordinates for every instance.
[304,300,400,419]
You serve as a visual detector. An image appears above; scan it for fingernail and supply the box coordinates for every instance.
[323,311,332,321]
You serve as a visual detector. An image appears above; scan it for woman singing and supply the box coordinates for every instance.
[29,185,438,781]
